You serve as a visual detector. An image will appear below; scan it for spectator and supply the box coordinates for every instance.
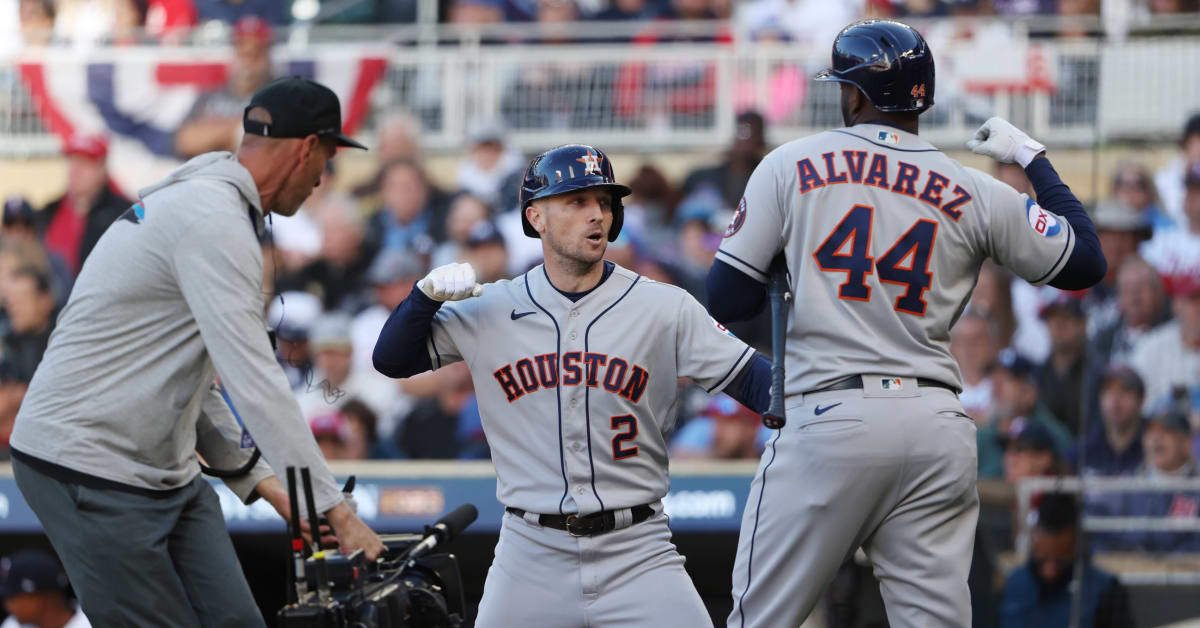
[1003,423,1063,486]
[0,361,29,461]
[367,160,444,256]
[17,0,55,48]
[1153,112,1200,225]
[1129,271,1200,411]
[309,410,351,460]
[1111,160,1172,230]
[340,399,398,459]
[296,314,398,424]
[455,122,525,209]
[1094,257,1169,366]
[395,362,477,459]
[951,311,1000,424]
[0,549,90,628]
[672,189,722,297]
[3,198,72,307]
[461,221,510,284]
[620,164,681,251]
[174,16,274,158]
[193,0,288,24]
[351,250,426,373]
[35,135,129,277]
[1142,160,1200,279]
[352,111,423,204]
[1078,365,1146,477]
[447,0,505,25]
[431,193,491,268]
[969,262,1018,349]
[978,350,1073,479]
[735,0,862,48]
[1035,295,1097,436]
[594,0,658,19]
[681,111,767,211]
[1,267,56,383]
[998,494,1134,628]
[670,395,768,459]
[1088,199,1153,336]
[266,290,323,391]
[278,198,374,312]
[1126,390,1200,552]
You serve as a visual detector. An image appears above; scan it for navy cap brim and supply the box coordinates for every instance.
[328,132,367,150]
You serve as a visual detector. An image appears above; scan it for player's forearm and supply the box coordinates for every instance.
[1024,157,1107,289]
[705,259,768,323]
[724,352,772,414]
[373,283,438,378]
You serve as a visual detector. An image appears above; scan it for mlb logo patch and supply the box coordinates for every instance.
[1025,198,1061,237]
[241,428,256,449]
[877,131,900,146]
[880,377,903,390]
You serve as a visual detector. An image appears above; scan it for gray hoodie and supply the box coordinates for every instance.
[12,152,343,513]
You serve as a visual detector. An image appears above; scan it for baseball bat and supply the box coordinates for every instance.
[762,254,790,429]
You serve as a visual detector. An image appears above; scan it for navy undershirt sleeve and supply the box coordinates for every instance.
[1024,157,1107,290]
[705,259,768,323]
[372,283,439,378]
[723,352,772,414]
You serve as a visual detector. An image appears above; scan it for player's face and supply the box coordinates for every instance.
[534,188,613,269]
[276,136,336,217]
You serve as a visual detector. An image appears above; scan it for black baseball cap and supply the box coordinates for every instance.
[1,550,69,598]
[243,77,367,150]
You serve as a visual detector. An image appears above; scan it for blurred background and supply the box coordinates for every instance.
[1,0,1200,626]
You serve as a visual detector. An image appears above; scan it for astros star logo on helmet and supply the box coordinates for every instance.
[576,150,603,175]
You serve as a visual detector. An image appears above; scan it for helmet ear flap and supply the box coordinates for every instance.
[607,197,624,242]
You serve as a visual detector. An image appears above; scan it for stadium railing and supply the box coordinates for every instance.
[1,24,1199,157]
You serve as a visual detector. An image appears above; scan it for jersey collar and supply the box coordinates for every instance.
[836,123,940,153]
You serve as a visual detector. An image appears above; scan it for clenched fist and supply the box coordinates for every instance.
[418,262,485,302]
[966,117,1046,168]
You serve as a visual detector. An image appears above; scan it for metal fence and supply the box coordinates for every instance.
[2,33,1198,158]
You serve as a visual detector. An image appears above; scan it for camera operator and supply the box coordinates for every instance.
[10,77,385,627]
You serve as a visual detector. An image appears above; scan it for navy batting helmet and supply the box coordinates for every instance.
[814,20,934,113]
[519,144,632,241]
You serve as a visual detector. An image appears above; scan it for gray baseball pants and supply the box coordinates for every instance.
[13,457,265,627]
[475,506,712,627]
[728,377,979,628]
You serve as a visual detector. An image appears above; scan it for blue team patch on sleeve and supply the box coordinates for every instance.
[1025,198,1061,237]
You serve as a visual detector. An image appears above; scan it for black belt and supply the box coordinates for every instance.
[810,376,958,394]
[506,504,654,537]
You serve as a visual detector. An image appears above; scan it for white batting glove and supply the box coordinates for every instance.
[966,117,1046,168]
[417,262,485,302]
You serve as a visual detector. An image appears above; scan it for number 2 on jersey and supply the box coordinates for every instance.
[611,414,638,460]
[813,204,938,316]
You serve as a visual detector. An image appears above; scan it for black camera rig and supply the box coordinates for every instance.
[277,467,477,628]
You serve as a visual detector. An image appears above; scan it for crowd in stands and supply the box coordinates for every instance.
[5,0,1200,52]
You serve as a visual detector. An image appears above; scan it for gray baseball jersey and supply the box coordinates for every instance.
[717,123,1075,394]
[428,262,754,515]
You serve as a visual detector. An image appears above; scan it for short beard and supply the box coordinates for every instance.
[543,222,604,278]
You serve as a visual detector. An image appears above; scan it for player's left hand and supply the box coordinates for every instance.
[966,117,1046,168]
[418,262,485,302]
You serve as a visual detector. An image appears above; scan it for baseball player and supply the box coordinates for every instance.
[706,20,1106,627]
[373,144,772,627]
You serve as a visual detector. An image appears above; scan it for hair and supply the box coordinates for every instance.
[339,399,378,446]
[1035,493,1079,535]
[11,265,51,296]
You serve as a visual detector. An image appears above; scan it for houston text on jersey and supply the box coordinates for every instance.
[492,352,650,403]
